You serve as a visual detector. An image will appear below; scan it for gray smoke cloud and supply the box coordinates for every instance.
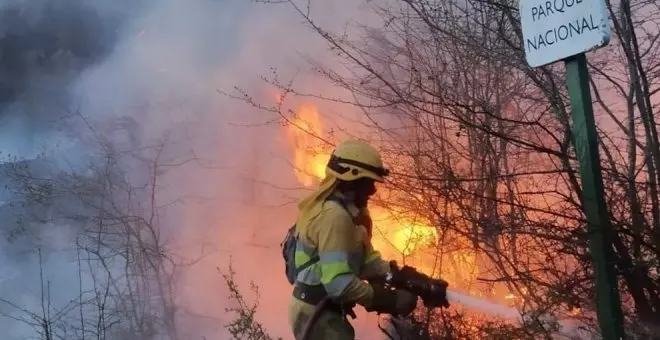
[0,0,384,339]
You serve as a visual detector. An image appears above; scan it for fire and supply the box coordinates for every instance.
[391,221,438,256]
[368,206,438,256]
[278,102,635,328]
[567,307,581,316]
[284,104,329,186]
[282,103,533,311]
[284,103,438,256]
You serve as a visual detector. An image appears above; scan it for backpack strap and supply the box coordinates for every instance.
[297,242,319,273]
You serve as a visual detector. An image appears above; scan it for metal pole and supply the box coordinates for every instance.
[564,53,625,340]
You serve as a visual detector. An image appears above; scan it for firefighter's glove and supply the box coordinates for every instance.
[366,284,418,317]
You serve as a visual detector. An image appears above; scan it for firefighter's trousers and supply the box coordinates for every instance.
[288,296,355,340]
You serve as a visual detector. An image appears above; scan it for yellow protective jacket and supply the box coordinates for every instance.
[294,191,390,307]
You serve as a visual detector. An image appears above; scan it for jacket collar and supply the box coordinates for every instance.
[330,190,361,218]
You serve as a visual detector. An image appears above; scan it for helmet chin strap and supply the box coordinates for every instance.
[355,195,369,209]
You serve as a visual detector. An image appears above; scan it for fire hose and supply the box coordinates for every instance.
[299,262,449,340]
[299,296,331,340]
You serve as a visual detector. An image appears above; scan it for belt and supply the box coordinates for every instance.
[292,283,356,319]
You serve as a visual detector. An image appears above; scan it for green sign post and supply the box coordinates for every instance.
[519,0,625,338]
[564,53,625,339]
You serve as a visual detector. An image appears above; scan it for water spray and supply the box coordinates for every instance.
[446,289,521,320]
[381,289,521,340]
[396,290,580,339]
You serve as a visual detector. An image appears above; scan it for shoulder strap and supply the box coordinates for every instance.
[298,254,319,272]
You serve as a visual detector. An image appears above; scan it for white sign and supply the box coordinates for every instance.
[519,0,611,67]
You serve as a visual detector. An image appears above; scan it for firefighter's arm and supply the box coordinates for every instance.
[356,208,390,280]
[359,241,391,280]
[316,207,374,307]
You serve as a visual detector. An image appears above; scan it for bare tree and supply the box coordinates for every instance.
[0,112,214,340]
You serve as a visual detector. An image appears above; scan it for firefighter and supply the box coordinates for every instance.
[288,139,418,340]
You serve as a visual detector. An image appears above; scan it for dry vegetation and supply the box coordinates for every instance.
[0,114,217,340]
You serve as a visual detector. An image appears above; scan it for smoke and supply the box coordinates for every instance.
[0,0,383,339]
[0,0,136,158]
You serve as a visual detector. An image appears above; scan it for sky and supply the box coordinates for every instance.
[0,0,387,339]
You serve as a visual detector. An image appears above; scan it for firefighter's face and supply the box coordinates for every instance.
[337,177,377,208]
[353,178,376,208]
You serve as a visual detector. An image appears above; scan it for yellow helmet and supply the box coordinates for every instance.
[326,139,389,182]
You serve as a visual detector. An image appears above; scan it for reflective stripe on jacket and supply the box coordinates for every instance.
[294,196,389,307]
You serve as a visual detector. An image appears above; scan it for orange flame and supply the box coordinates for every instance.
[281,103,539,313]
[284,104,329,186]
[284,103,437,256]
